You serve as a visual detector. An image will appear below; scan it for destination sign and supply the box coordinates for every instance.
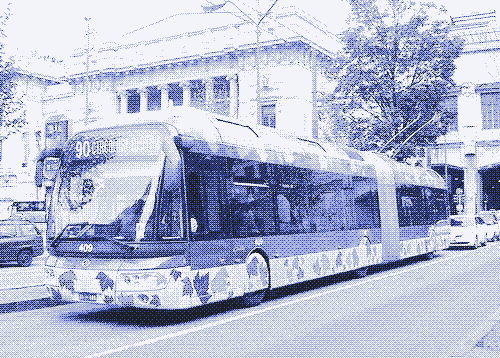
[75,138,119,159]
[63,127,163,167]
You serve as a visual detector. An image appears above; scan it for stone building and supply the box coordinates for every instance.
[0,62,60,202]
[429,11,500,214]
[4,6,342,203]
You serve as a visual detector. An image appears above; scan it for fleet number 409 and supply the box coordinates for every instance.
[79,243,93,253]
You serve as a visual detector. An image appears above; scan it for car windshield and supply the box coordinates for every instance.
[47,126,183,242]
[450,217,475,227]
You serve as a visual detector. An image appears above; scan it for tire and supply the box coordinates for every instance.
[17,249,33,267]
[242,253,269,307]
[474,236,479,249]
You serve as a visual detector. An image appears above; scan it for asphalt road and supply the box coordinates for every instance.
[2,244,500,358]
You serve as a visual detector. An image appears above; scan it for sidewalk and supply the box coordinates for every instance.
[0,252,66,314]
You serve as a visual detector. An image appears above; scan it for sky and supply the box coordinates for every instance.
[0,0,498,65]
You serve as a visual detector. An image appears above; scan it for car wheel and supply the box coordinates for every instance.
[17,249,33,267]
[474,236,479,249]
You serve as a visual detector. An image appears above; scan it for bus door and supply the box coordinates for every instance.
[183,152,233,270]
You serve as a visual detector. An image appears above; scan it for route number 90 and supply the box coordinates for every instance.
[75,141,91,159]
[79,243,93,253]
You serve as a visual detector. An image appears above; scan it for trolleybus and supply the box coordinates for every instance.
[42,112,450,309]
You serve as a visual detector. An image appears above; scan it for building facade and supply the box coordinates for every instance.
[429,12,500,214]
[4,6,341,204]
[0,68,59,202]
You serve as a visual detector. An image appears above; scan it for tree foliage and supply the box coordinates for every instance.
[0,5,26,138]
[325,0,463,161]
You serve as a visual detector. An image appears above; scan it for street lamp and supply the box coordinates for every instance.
[202,0,279,125]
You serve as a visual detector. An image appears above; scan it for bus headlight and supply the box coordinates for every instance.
[117,271,168,291]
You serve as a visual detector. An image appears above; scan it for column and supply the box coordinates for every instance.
[464,137,479,215]
[138,87,148,112]
[180,81,191,107]
[227,74,238,118]
[158,84,170,111]
[119,90,128,114]
[114,92,121,114]
[460,82,482,215]
[203,78,214,112]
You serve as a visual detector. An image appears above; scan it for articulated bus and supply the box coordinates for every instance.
[42,113,450,309]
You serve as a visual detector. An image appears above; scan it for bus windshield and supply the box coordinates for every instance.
[47,127,183,243]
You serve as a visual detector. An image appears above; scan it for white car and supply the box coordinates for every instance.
[478,211,500,241]
[449,215,488,249]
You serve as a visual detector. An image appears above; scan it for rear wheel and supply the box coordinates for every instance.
[242,253,269,307]
[17,249,33,267]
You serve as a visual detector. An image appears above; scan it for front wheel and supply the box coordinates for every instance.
[17,249,33,267]
[242,252,269,307]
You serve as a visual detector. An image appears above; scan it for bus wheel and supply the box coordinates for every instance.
[242,253,269,307]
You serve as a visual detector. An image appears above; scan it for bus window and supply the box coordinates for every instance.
[274,165,312,234]
[310,172,347,232]
[351,176,381,229]
[396,185,448,227]
[184,153,229,241]
[143,160,183,241]
[309,172,381,232]
[229,160,274,237]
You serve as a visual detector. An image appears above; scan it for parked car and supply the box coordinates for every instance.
[478,211,500,241]
[0,216,44,267]
[449,215,488,249]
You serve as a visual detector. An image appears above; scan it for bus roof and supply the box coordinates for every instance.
[56,107,446,189]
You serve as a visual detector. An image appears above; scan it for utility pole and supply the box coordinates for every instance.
[84,17,94,126]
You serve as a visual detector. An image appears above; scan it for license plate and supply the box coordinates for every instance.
[79,292,97,302]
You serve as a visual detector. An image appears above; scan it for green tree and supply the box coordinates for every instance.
[0,5,26,137]
[324,0,463,161]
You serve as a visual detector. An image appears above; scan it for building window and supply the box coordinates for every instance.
[45,121,68,149]
[212,76,230,116]
[442,95,458,131]
[261,103,276,128]
[481,92,500,129]
[169,83,183,106]
[147,86,161,111]
[127,89,140,113]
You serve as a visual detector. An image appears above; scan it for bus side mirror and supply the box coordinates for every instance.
[43,157,61,180]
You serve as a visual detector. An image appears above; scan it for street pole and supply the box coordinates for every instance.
[84,17,92,126]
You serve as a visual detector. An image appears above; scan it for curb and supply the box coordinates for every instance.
[0,296,69,314]
[0,285,70,315]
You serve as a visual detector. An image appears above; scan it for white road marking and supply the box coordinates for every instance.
[86,250,471,358]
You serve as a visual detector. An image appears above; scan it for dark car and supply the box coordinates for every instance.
[0,216,44,267]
